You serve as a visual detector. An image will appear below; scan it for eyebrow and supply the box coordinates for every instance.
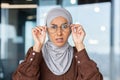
[51,23,67,25]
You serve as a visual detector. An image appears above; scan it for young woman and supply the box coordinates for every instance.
[12,8,103,80]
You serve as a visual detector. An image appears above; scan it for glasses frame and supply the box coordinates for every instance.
[47,23,71,33]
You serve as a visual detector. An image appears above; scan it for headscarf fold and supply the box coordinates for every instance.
[42,40,73,75]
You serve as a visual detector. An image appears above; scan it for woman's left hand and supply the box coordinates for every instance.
[71,24,86,52]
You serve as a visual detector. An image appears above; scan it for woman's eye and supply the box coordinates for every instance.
[62,24,68,29]
[51,25,57,29]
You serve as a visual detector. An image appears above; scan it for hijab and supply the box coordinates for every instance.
[42,8,73,75]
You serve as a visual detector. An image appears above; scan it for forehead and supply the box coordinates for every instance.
[50,16,68,25]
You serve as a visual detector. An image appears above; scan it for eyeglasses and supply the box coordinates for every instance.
[47,23,70,33]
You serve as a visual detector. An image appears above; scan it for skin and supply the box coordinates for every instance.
[47,16,71,47]
[32,16,85,52]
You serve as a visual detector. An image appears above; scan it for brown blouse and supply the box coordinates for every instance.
[12,47,103,80]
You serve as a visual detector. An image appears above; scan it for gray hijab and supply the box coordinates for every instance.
[42,8,73,75]
[45,7,73,27]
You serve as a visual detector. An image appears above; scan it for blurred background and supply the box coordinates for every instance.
[0,0,120,80]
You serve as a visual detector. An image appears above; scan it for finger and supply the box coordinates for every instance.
[77,26,82,33]
[75,24,81,27]
[38,26,46,32]
[43,26,47,34]
[36,26,42,31]
[32,28,37,34]
[43,26,47,31]
[71,25,76,33]
[70,24,77,33]
[32,28,38,39]
[78,27,86,36]
[73,26,78,33]
[37,26,47,35]
[41,27,46,35]
[70,24,75,27]
[35,26,44,34]
[42,26,47,32]
[71,24,84,33]
[79,25,85,33]
[70,24,76,29]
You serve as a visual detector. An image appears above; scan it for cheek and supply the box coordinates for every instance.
[48,34,56,41]
[63,32,71,40]
[48,31,71,42]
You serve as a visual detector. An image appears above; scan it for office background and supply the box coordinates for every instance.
[0,0,120,80]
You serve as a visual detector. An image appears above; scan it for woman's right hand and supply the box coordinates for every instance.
[32,26,46,52]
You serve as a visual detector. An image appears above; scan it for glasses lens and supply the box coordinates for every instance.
[61,24,70,31]
[62,24,69,29]
[48,24,70,33]
[48,25,57,33]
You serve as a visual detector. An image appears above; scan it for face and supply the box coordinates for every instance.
[47,16,71,47]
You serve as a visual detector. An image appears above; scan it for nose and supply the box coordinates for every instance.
[57,27,62,36]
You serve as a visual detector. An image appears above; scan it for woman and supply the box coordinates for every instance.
[12,8,103,80]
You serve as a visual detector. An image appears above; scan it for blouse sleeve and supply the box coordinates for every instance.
[75,49,103,80]
[12,47,42,80]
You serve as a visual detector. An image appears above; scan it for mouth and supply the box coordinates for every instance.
[56,38,64,43]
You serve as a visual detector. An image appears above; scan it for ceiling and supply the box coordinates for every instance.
[1,0,38,4]
[1,0,111,21]
[78,0,111,4]
[1,0,111,5]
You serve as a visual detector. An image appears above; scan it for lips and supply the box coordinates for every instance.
[56,38,64,43]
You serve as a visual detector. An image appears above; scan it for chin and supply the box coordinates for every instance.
[54,42,66,47]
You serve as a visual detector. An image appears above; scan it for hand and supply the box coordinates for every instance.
[32,26,46,52]
[71,24,86,51]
